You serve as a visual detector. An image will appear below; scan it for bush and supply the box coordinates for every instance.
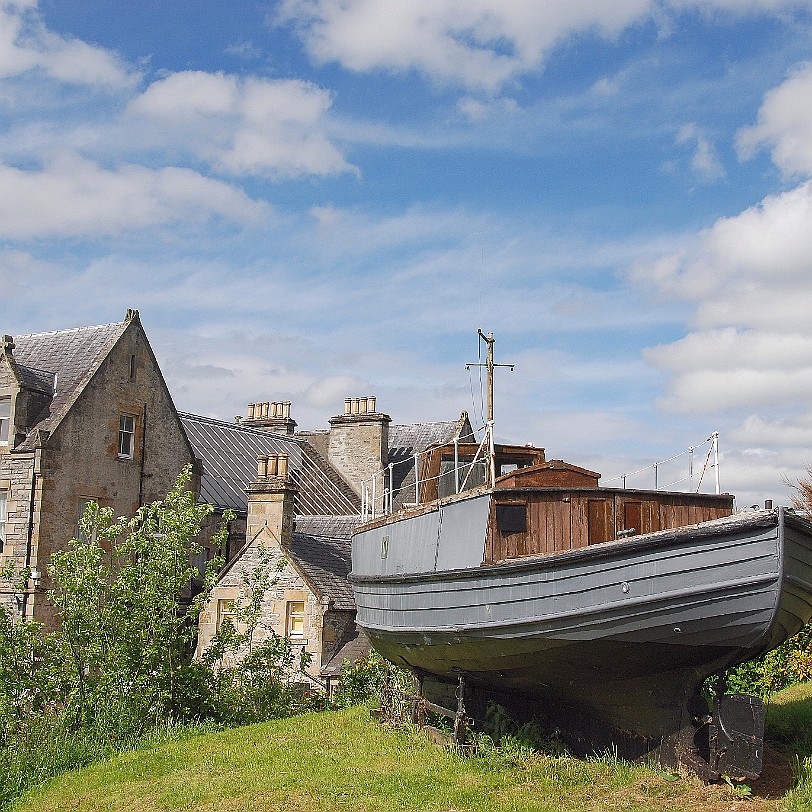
[206,638,323,726]
[331,650,390,709]
[722,625,812,698]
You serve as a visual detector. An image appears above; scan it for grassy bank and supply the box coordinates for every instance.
[14,686,812,812]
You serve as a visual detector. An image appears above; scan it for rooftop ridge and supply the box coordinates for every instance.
[179,411,308,446]
[13,322,122,340]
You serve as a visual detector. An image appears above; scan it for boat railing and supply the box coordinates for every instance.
[602,432,721,494]
[360,423,494,521]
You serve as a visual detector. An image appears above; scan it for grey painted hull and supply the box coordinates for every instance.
[351,502,812,737]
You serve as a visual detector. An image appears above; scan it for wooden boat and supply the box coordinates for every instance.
[350,333,812,779]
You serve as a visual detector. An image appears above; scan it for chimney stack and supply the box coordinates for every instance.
[246,453,297,548]
[327,395,390,497]
[241,399,297,435]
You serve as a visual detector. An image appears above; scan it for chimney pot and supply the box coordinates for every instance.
[268,454,278,477]
[353,398,361,414]
[257,455,268,479]
[235,416,242,423]
[344,398,352,415]
[360,397,368,413]
[765,499,773,510]
[278,454,289,479]
[247,403,255,420]
[283,401,291,418]
[369,396,376,412]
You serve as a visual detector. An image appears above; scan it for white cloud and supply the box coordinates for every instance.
[277,0,812,93]
[633,181,812,303]
[457,95,519,121]
[0,0,135,87]
[276,0,652,93]
[127,71,354,178]
[0,153,269,239]
[737,62,812,177]
[635,61,812,501]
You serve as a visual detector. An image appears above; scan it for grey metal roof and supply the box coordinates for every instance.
[180,412,359,516]
[8,322,126,450]
[290,515,358,610]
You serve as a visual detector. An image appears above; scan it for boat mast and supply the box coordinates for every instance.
[469,330,514,487]
[481,329,495,423]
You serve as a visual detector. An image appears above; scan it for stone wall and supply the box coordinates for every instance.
[1,318,195,629]
[197,528,329,686]
[0,450,37,617]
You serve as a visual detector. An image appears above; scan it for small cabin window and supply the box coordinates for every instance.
[496,503,527,535]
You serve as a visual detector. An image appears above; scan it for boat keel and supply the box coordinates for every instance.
[416,673,765,782]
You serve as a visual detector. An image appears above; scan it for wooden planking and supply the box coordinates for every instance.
[487,488,734,563]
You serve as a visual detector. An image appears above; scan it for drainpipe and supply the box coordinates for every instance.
[138,402,147,507]
[23,446,43,620]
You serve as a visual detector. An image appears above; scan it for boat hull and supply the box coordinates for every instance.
[352,506,812,740]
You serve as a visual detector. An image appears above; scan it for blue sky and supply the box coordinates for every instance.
[2,1,812,506]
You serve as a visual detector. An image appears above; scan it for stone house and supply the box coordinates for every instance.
[0,310,197,627]
[194,399,474,692]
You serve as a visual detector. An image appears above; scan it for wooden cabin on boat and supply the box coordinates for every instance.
[413,441,734,565]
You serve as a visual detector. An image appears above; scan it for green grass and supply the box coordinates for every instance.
[766,681,812,755]
[1,707,768,812]
[16,682,812,812]
[765,682,812,812]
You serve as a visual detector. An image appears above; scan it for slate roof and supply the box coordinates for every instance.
[290,514,358,610]
[180,412,359,516]
[388,414,475,508]
[7,321,127,451]
[15,364,56,395]
[321,626,371,677]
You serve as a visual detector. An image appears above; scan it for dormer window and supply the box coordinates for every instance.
[118,414,136,459]
[0,397,10,445]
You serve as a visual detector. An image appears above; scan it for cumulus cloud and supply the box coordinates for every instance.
[635,181,812,304]
[127,71,354,178]
[276,0,652,93]
[0,0,135,87]
[737,62,812,177]
[635,61,812,499]
[636,179,812,416]
[277,0,812,92]
[0,153,269,239]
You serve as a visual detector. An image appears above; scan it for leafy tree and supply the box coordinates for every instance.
[48,465,231,733]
